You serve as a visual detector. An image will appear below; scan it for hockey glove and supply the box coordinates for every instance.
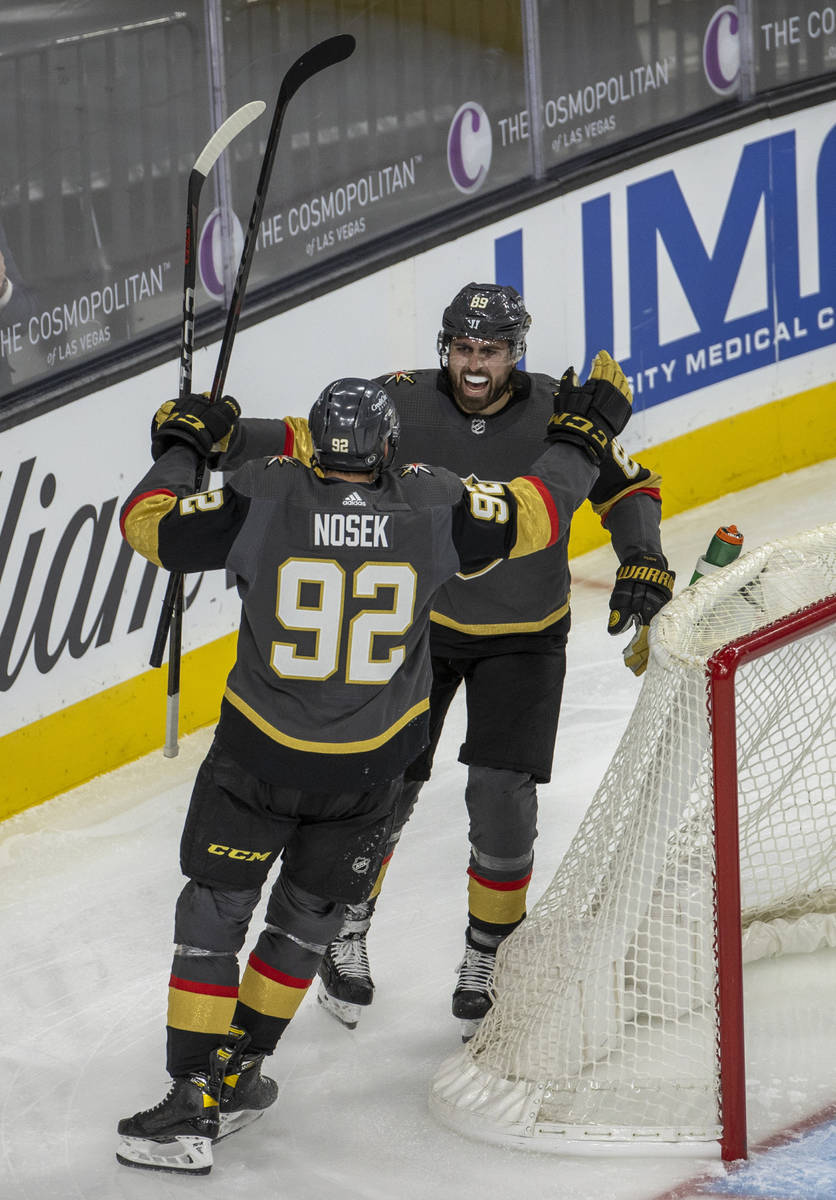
[151,393,241,461]
[608,552,675,676]
[546,350,633,464]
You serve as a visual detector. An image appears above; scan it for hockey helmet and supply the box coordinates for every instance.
[309,377,400,473]
[437,282,531,366]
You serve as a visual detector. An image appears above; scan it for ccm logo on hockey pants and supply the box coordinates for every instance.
[207,844,274,862]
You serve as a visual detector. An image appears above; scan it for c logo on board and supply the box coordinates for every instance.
[198,207,245,299]
[447,102,493,195]
[703,6,740,95]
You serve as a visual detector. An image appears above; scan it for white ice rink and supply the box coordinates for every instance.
[2,458,835,1200]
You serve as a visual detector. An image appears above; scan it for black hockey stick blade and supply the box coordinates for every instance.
[277,34,356,108]
[210,34,356,401]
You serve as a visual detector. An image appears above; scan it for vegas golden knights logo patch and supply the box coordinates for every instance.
[383,371,415,385]
[399,462,433,476]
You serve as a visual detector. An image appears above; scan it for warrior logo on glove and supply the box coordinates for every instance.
[608,552,675,676]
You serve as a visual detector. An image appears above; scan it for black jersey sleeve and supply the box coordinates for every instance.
[120,443,250,571]
[587,437,664,559]
[210,415,315,470]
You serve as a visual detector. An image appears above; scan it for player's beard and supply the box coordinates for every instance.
[449,365,513,414]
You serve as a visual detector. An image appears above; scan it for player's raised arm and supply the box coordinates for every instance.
[211,413,314,469]
[120,393,248,572]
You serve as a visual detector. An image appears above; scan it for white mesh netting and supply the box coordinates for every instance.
[430,522,836,1151]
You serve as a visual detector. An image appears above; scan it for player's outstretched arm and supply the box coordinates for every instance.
[210,415,313,469]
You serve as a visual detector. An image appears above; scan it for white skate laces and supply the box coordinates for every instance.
[455,942,495,994]
[329,933,371,980]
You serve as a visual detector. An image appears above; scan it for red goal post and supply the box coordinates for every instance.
[430,523,836,1162]
[710,590,836,1160]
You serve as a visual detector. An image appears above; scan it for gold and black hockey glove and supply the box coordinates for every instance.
[546,350,633,464]
[608,552,675,676]
[151,392,241,461]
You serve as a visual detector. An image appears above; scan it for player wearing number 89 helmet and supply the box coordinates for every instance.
[436,283,532,417]
[437,281,531,366]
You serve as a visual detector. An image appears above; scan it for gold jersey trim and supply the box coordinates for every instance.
[223,686,429,753]
[122,492,178,567]
[590,470,663,520]
[285,415,315,466]
[429,595,570,636]
[506,475,558,558]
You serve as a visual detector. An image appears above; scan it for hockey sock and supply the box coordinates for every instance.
[232,926,324,1054]
[466,849,533,940]
[166,948,239,1077]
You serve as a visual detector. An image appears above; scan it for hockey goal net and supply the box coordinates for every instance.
[430,522,836,1161]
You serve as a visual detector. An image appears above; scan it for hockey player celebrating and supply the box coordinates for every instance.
[211,285,674,1041]
[116,361,633,1174]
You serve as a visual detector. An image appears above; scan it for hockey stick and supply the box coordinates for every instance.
[209,33,356,402]
[151,36,356,757]
[148,101,266,757]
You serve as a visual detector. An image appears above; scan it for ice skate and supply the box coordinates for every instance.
[116,1072,219,1174]
[452,929,498,1042]
[317,901,375,1029]
[217,1049,278,1138]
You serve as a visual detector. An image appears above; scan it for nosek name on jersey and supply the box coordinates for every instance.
[312,511,392,548]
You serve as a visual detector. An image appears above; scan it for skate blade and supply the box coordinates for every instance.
[216,1107,265,1140]
[459,1017,483,1043]
[115,1133,213,1174]
[316,981,362,1029]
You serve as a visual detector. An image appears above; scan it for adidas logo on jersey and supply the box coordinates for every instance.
[313,512,391,549]
[342,491,367,507]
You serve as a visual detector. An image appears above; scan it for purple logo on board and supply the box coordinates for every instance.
[447,102,493,195]
[703,6,740,95]
[198,207,244,299]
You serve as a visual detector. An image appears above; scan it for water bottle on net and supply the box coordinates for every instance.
[689,525,744,585]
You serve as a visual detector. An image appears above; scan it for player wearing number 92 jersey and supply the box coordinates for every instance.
[121,409,599,795]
